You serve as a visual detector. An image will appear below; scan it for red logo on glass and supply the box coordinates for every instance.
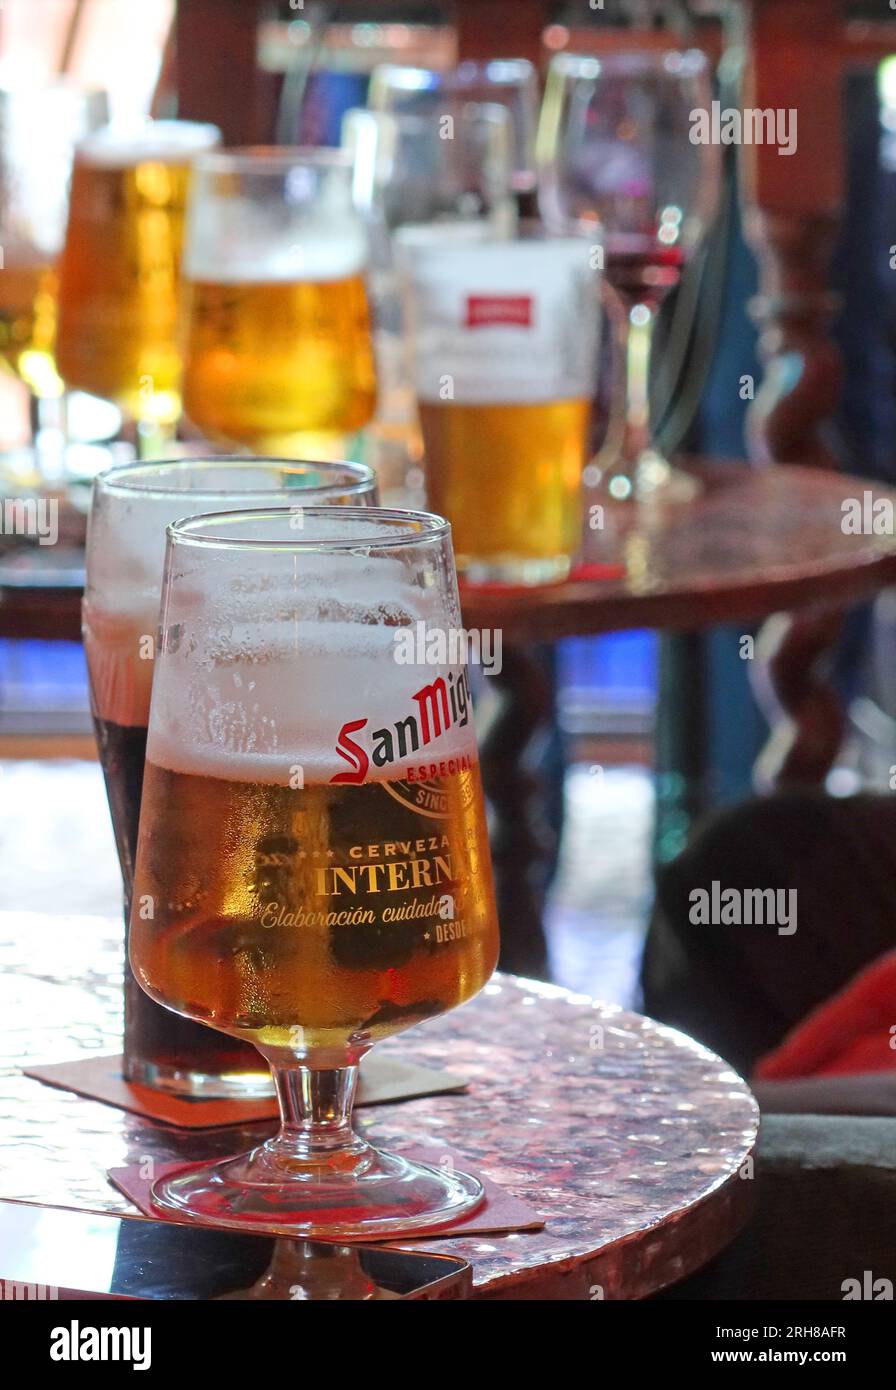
[465,295,533,328]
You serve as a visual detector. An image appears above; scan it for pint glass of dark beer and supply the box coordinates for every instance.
[84,458,378,1095]
[130,507,499,1237]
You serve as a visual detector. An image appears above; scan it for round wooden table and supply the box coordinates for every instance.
[458,463,896,973]
[461,462,896,639]
[5,463,892,640]
[0,909,758,1300]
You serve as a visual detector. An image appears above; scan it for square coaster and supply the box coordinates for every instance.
[108,1147,545,1242]
[24,1053,468,1129]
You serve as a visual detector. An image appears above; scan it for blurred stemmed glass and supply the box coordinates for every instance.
[180,148,377,460]
[537,50,720,501]
[0,82,108,478]
[343,95,515,480]
[368,59,538,210]
[345,101,516,245]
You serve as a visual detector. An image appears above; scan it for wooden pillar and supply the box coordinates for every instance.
[738,0,848,789]
[454,0,546,67]
[175,0,267,145]
[739,0,844,468]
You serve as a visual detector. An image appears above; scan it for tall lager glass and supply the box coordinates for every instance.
[0,83,108,411]
[56,121,220,428]
[130,508,499,1237]
[84,458,378,1095]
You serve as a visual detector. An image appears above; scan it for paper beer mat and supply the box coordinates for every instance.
[23,1053,468,1130]
[459,559,626,595]
[108,1149,545,1242]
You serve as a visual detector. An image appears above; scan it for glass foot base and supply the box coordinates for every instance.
[634,455,701,502]
[151,1140,485,1240]
[459,553,572,586]
[593,451,701,504]
[125,1058,274,1100]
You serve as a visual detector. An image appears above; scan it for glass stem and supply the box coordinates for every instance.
[30,389,69,484]
[267,1063,364,1164]
[622,301,655,465]
[136,418,176,460]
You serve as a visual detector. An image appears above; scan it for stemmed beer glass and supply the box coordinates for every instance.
[130,507,499,1236]
[368,59,538,205]
[537,50,720,500]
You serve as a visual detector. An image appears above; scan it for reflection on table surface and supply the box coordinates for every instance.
[0,889,758,1296]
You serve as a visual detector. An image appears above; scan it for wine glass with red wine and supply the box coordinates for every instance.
[537,49,720,501]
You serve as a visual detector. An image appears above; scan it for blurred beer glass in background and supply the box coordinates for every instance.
[84,457,378,1096]
[346,101,516,242]
[343,98,515,485]
[402,235,601,584]
[181,147,376,459]
[130,506,499,1236]
[0,83,108,466]
[55,120,220,454]
[368,59,539,207]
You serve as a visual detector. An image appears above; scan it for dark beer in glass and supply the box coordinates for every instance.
[84,457,378,1094]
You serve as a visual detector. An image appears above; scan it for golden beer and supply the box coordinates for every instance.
[131,760,498,1053]
[181,273,376,450]
[403,236,600,582]
[0,261,58,390]
[0,84,108,400]
[55,123,218,422]
[420,397,590,578]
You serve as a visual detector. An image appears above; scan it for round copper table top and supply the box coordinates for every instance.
[0,909,758,1299]
[3,463,895,645]
[460,463,896,642]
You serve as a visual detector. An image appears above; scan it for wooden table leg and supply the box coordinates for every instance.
[751,607,847,790]
[478,645,555,980]
[653,632,710,864]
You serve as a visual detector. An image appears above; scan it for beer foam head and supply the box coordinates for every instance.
[84,460,376,726]
[183,233,368,285]
[145,509,475,784]
[184,149,368,282]
[76,119,221,166]
[401,235,601,405]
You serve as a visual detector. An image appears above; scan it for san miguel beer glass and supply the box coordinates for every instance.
[130,508,499,1237]
[181,148,377,456]
[402,236,601,583]
[84,458,378,1096]
[56,120,220,438]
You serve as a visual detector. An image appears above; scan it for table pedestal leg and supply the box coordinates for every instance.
[653,632,710,866]
[752,607,846,790]
[479,645,555,980]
